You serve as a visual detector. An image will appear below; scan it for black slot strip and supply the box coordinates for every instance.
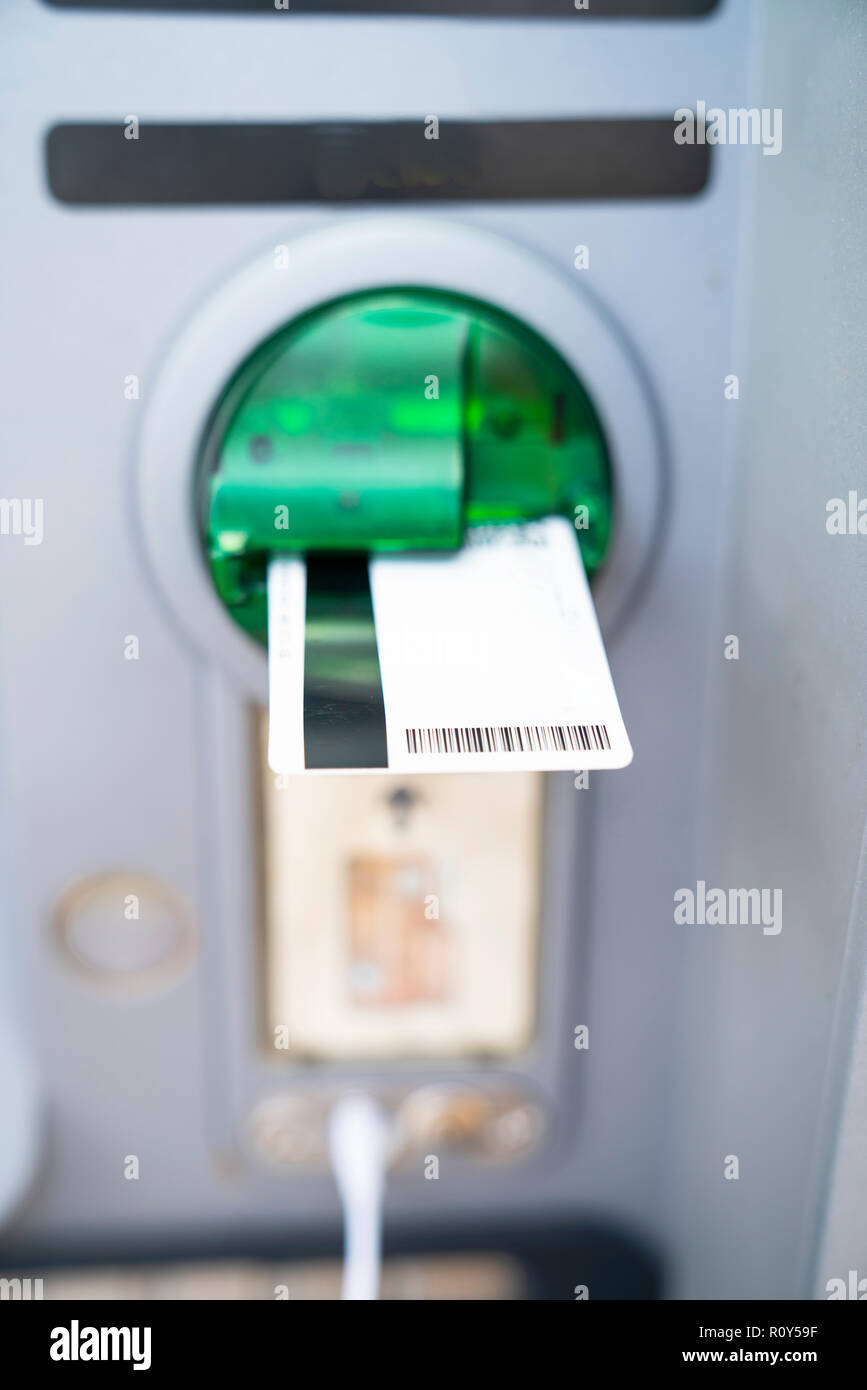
[302,556,389,771]
[46,119,710,206]
[45,1,720,16]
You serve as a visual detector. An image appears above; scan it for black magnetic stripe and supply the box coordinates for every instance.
[45,120,710,206]
[302,556,389,771]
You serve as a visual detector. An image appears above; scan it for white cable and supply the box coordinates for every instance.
[328,1093,390,1301]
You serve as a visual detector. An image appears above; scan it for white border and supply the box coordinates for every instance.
[136,215,662,700]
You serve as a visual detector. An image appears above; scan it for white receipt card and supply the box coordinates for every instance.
[369,516,632,773]
[267,517,632,775]
[267,553,307,775]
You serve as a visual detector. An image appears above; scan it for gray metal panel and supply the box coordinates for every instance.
[675,0,867,1300]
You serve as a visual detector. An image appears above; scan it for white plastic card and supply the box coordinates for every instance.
[266,553,307,776]
[267,517,632,775]
[370,517,632,773]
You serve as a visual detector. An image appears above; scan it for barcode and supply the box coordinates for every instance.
[404,723,611,755]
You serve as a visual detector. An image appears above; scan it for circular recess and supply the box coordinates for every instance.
[392,1084,544,1163]
[137,216,663,702]
[52,874,195,996]
[246,1092,332,1173]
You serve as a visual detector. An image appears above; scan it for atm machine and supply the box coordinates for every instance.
[0,0,865,1301]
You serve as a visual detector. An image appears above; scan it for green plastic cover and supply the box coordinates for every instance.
[200,289,612,643]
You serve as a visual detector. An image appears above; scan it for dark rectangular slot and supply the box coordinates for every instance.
[44,2,720,16]
[47,119,709,206]
[302,556,389,771]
